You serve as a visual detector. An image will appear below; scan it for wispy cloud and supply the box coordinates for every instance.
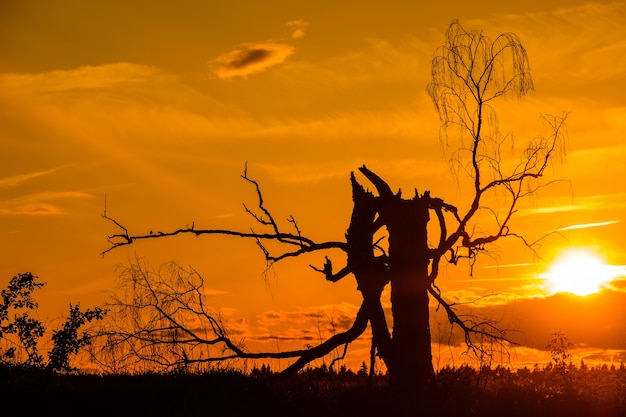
[437,287,536,307]
[525,205,584,215]
[287,19,309,39]
[521,193,626,216]
[211,42,296,80]
[0,191,94,216]
[0,63,158,93]
[30,191,93,201]
[0,168,59,189]
[479,263,533,269]
[254,303,359,340]
[0,203,62,216]
[556,220,620,231]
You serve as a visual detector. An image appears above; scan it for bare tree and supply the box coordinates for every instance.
[100,21,566,406]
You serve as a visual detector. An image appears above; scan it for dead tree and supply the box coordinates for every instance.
[100,21,566,403]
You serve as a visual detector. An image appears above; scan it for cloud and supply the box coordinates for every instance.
[0,203,62,215]
[201,288,227,297]
[6,191,94,204]
[555,221,620,232]
[0,63,159,93]
[253,303,360,343]
[521,193,626,216]
[436,285,541,307]
[479,263,533,269]
[287,19,309,39]
[0,168,59,189]
[208,18,308,80]
[443,290,626,352]
[211,42,296,80]
[0,191,94,215]
[28,191,94,201]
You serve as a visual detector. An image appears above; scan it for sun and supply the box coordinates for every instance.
[543,249,615,296]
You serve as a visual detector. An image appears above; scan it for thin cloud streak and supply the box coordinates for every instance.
[521,193,626,215]
[556,220,620,231]
[4,191,94,204]
[0,203,62,216]
[479,263,533,269]
[0,191,94,216]
[0,168,60,189]
[0,63,159,93]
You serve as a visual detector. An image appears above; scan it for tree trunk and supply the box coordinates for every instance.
[347,174,393,362]
[385,194,435,396]
[352,167,436,406]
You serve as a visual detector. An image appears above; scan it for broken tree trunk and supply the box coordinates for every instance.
[355,166,436,396]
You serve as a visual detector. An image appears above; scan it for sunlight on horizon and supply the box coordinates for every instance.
[542,248,621,296]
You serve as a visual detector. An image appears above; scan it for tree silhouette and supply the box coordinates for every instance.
[547,331,574,371]
[101,21,566,406]
[0,272,106,371]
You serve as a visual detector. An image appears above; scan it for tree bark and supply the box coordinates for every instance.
[385,194,435,395]
[355,167,436,401]
[346,173,393,364]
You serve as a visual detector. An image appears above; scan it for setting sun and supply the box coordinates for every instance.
[544,249,616,296]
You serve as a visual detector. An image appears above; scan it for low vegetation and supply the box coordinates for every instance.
[2,361,625,417]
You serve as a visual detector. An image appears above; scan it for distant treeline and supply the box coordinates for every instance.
[2,362,625,417]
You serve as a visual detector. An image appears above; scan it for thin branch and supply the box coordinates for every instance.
[428,286,518,351]
[102,165,347,259]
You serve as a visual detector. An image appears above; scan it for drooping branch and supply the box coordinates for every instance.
[428,20,568,267]
[93,259,368,374]
[428,286,517,356]
[455,113,567,254]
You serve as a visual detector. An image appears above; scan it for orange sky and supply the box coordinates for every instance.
[1,0,626,370]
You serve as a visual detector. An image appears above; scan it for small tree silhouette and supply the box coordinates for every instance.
[48,303,107,372]
[0,273,46,366]
[0,272,106,372]
[547,331,574,371]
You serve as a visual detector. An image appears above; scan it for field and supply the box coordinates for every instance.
[2,363,625,417]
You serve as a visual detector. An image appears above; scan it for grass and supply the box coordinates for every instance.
[2,363,625,416]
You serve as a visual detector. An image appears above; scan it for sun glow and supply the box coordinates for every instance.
[544,249,617,296]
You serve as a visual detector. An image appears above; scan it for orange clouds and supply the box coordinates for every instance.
[0,168,60,189]
[0,166,94,216]
[0,203,61,216]
[255,303,359,341]
[0,63,159,93]
[211,42,296,80]
[209,19,309,80]
[0,190,94,216]
[556,221,620,232]
[287,19,309,40]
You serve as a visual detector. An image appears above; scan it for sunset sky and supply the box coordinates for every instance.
[1,0,626,370]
